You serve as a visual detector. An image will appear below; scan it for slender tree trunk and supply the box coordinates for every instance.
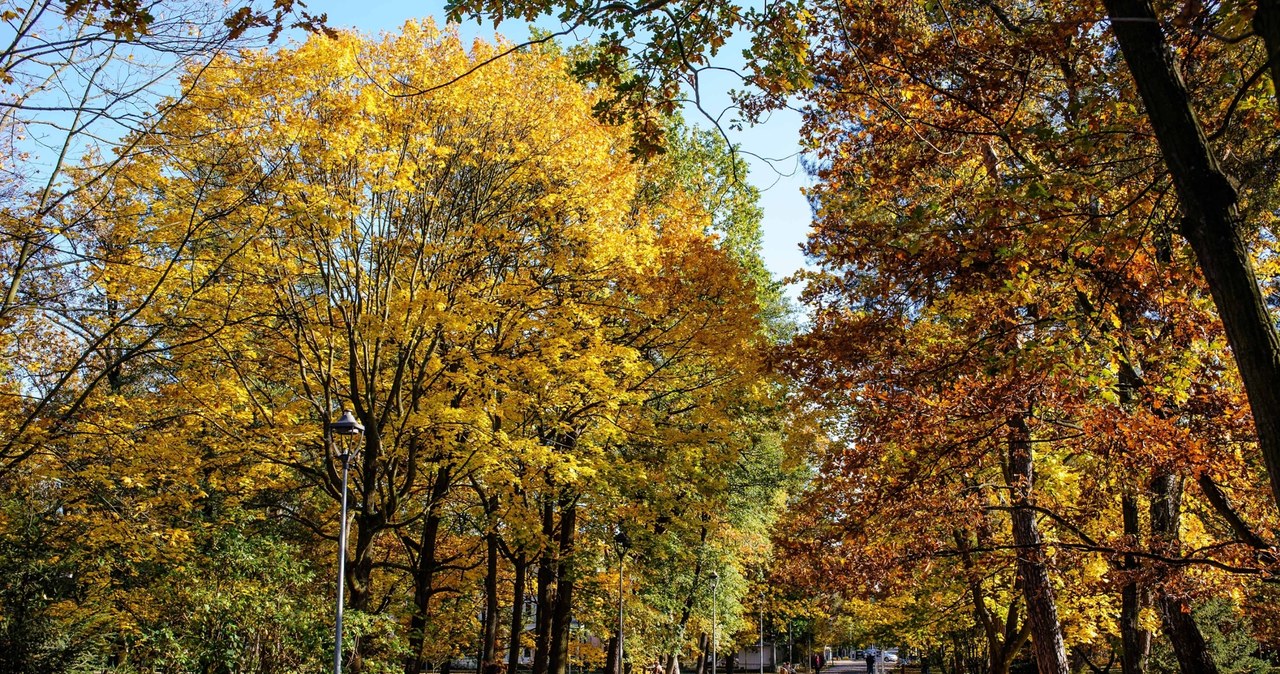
[1005,416,1069,674]
[549,496,578,674]
[1120,494,1151,674]
[533,499,556,674]
[484,522,501,666]
[509,553,528,673]
[1151,474,1219,674]
[954,528,1026,674]
[406,466,453,674]
[695,634,709,674]
[1103,0,1280,514]
[667,527,709,672]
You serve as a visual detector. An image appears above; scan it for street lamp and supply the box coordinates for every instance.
[759,600,764,674]
[758,574,765,674]
[330,409,364,674]
[710,571,720,674]
[615,529,631,674]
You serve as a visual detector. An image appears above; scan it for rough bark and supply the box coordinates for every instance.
[406,465,453,674]
[484,522,501,666]
[1005,416,1070,674]
[1120,494,1151,674]
[1103,0,1280,513]
[606,636,619,674]
[1151,474,1219,674]
[548,496,578,674]
[1255,0,1280,105]
[533,498,556,674]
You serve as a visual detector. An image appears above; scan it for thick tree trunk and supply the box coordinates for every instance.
[1150,475,1219,674]
[533,500,556,674]
[509,553,528,673]
[606,636,620,674]
[1005,416,1069,674]
[406,466,453,674]
[1120,494,1150,674]
[1255,0,1280,104]
[484,523,501,666]
[1103,0,1280,513]
[548,496,578,674]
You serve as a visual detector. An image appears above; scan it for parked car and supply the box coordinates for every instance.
[883,652,898,664]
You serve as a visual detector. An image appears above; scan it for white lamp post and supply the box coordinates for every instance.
[710,571,719,674]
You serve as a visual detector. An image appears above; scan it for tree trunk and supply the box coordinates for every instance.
[695,634,709,674]
[606,636,619,674]
[1254,0,1280,107]
[484,521,501,666]
[533,499,556,674]
[1103,0,1280,514]
[1120,494,1150,674]
[509,553,528,673]
[1150,474,1219,674]
[548,496,578,674]
[1005,416,1070,674]
[954,528,1029,674]
[668,527,710,672]
[406,466,453,674]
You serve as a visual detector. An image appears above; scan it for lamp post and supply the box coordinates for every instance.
[330,409,364,674]
[615,529,631,674]
[758,576,765,674]
[710,571,719,674]
[759,601,764,674]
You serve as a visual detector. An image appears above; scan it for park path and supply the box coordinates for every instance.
[817,659,905,674]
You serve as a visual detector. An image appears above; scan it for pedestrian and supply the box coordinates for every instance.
[864,653,875,674]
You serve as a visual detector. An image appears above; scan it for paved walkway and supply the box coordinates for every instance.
[816,660,907,674]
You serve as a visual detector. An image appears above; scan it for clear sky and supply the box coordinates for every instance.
[301,1,814,299]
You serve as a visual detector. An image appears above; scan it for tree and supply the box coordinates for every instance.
[443,0,1280,534]
[60,20,790,673]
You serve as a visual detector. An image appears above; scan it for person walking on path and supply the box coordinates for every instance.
[864,653,875,674]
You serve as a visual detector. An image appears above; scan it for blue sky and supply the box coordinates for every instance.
[302,1,814,299]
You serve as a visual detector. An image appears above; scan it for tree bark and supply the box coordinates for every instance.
[1120,494,1151,674]
[668,526,710,672]
[1255,0,1280,106]
[695,634,709,674]
[1005,416,1069,674]
[1103,0,1280,513]
[548,495,578,674]
[954,529,1029,674]
[406,465,454,674]
[533,499,556,674]
[1150,474,1219,674]
[606,635,620,674]
[484,521,502,666]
